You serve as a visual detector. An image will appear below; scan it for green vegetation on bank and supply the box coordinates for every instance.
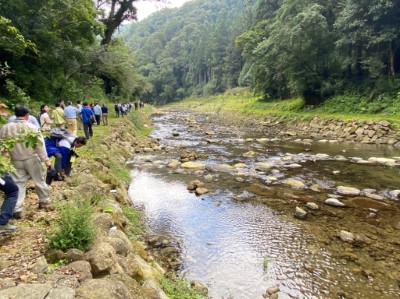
[169,88,400,123]
[159,273,207,299]
[48,201,95,252]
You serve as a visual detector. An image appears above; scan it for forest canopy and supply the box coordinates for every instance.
[0,0,147,108]
[121,0,400,107]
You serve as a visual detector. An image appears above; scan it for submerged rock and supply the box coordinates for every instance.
[294,207,307,220]
[325,198,346,207]
[181,161,206,169]
[255,162,273,171]
[306,202,319,210]
[282,178,305,190]
[339,230,354,243]
[388,190,400,200]
[336,186,361,196]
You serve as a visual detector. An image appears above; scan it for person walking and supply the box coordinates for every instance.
[64,101,80,135]
[114,103,120,118]
[80,102,95,139]
[51,102,66,129]
[76,100,83,130]
[93,102,102,125]
[39,104,53,134]
[101,104,108,126]
[0,106,52,219]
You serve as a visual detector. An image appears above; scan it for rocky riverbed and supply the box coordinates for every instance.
[128,109,400,299]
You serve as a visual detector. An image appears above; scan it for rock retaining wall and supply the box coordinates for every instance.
[260,117,400,147]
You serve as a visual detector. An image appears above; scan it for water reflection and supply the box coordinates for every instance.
[129,170,342,298]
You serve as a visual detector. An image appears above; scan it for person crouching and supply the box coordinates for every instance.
[45,136,87,181]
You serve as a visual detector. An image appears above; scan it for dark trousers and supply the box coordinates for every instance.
[95,114,101,125]
[54,153,62,174]
[83,122,93,139]
[0,174,19,225]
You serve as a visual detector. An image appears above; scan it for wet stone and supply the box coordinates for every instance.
[336,186,361,196]
[339,230,354,243]
[294,207,307,220]
[306,202,319,210]
[325,198,346,207]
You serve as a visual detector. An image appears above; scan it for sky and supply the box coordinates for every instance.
[135,0,191,21]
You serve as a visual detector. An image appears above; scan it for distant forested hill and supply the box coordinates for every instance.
[120,0,246,104]
[122,0,400,109]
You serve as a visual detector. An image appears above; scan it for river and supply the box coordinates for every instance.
[128,109,400,299]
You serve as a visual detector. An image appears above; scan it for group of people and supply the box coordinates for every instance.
[0,104,88,233]
[114,102,142,118]
[0,99,141,233]
[39,101,109,140]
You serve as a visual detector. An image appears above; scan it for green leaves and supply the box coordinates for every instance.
[0,127,42,176]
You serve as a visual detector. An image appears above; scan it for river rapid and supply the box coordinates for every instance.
[128,109,400,299]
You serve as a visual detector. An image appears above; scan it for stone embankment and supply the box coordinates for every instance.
[0,118,188,299]
[261,117,400,146]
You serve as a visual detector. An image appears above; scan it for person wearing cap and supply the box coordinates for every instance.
[0,105,52,219]
[64,100,81,135]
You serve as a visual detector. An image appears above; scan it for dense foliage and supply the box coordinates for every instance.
[122,0,400,108]
[0,0,146,109]
[120,0,246,104]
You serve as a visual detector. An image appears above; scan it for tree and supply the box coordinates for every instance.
[96,0,139,45]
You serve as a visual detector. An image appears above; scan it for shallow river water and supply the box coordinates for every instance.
[128,110,400,299]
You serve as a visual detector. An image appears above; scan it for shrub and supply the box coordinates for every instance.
[47,202,96,251]
[159,273,206,299]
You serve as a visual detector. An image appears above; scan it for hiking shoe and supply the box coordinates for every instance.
[0,224,17,233]
[13,212,22,219]
[54,174,64,181]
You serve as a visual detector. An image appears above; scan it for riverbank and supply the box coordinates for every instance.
[168,91,400,147]
[0,108,205,299]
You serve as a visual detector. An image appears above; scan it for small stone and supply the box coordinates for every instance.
[195,188,209,195]
[339,230,354,243]
[336,186,361,196]
[294,207,307,220]
[306,202,319,210]
[325,198,345,207]
[266,286,279,295]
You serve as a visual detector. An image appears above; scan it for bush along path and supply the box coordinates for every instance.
[0,107,206,299]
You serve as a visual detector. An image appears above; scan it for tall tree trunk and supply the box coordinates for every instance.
[389,40,395,80]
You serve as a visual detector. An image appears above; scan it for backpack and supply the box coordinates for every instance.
[49,128,76,145]
[36,113,42,127]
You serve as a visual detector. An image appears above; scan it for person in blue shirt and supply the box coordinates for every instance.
[45,136,87,180]
[63,101,81,135]
[93,102,102,125]
[8,114,40,128]
[80,102,96,139]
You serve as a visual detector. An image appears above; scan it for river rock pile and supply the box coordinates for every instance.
[262,117,400,146]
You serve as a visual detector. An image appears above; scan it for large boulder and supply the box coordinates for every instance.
[142,279,169,299]
[85,242,117,276]
[108,229,134,256]
[0,283,75,299]
[75,278,133,299]
[67,261,93,282]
